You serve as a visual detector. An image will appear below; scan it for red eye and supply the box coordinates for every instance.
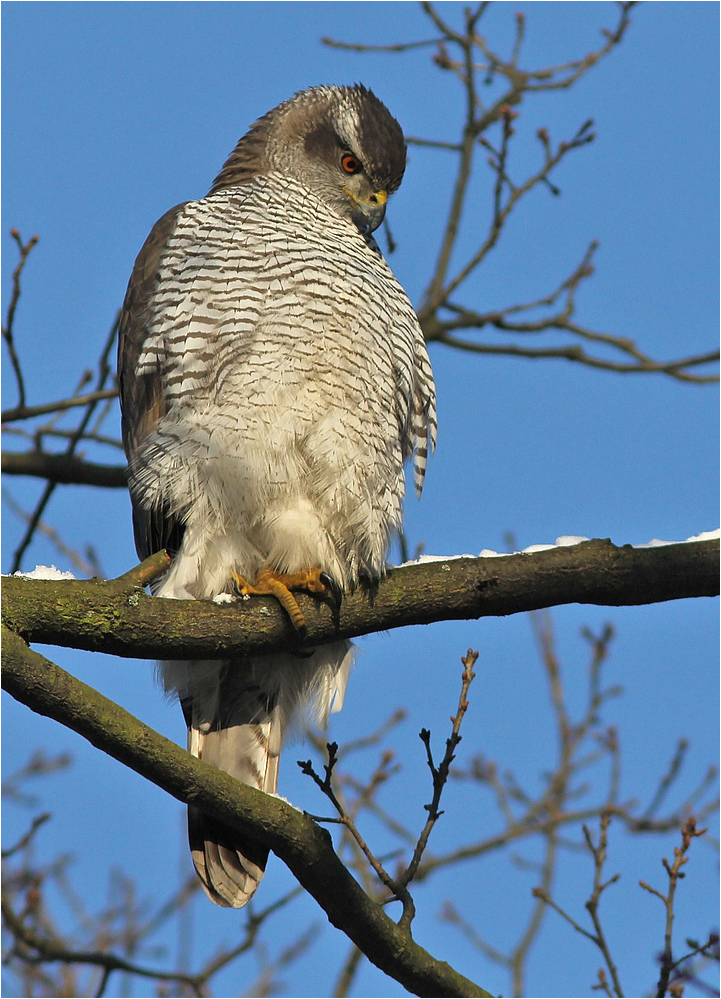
[341,153,362,175]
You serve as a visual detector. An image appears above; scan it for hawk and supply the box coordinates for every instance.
[118,84,436,908]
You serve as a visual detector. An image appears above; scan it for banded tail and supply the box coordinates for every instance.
[164,642,352,908]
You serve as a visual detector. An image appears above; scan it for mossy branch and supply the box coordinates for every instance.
[1,627,492,999]
[2,538,718,660]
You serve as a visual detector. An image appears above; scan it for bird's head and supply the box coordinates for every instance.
[210,84,407,235]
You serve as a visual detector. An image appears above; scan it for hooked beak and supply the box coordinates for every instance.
[344,188,388,234]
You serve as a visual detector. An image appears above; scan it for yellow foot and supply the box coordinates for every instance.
[230,567,341,633]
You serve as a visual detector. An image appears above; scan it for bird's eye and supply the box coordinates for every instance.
[340,153,362,175]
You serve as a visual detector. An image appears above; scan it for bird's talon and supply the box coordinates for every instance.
[230,572,252,598]
[227,566,341,632]
[319,571,342,608]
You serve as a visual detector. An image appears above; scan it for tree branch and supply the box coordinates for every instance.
[1,629,492,999]
[431,335,720,382]
[8,315,120,573]
[327,5,717,383]
[2,228,39,411]
[2,539,717,661]
[1,388,119,425]
[2,451,127,488]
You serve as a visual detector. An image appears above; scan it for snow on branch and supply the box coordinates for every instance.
[3,537,718,662]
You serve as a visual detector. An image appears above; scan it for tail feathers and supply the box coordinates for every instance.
[188,805,269,908]
[187,685,282,908]
[164,642,353,908]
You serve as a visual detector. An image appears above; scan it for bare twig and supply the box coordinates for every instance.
[398,649,478,907]
[639,817,708,997]
[341,773,416,847]
[1,814,51,859]
[303,648,479,949]
[195,886,304,984]
[533,824,623,996]
[662,932,719,997]
[333,944,364,998]
[9,312,120,573]
[533,810,624,997]
[441,900,510,967]
[321,35,440,53]
[298,743,414,921]
[581,812,624,997]
[2,750,73,807]
[641,740,690,822]
[594,967,614,997]
[509,828,558,996]
[433,335,719,381]
[406,136,463,151]
[2,228,39,410]
[438,118,596,307]
[2,388,119,425]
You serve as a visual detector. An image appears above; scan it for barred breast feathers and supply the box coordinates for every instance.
[128,174,435,584]
[119,85,436,910]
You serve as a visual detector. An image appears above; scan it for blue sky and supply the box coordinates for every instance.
[2,3,718,998]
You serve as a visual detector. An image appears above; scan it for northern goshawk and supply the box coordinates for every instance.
[118,84,436,908]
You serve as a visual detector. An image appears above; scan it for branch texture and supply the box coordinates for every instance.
[1,629,491,999]
[2,451,126,488]
[3,539,717,661]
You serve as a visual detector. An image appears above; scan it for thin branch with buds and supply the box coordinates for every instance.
[324,2,718,382]
[533,810,624,997]
[300,649,479,931]
[298,742,415,923]
[639,817,709,998]
[2,228,38,410]
[399,650,477,897]
[8,311,120,573]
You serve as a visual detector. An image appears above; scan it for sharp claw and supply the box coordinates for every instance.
[319,571,342,608]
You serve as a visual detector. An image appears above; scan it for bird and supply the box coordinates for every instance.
[118,84,436,908]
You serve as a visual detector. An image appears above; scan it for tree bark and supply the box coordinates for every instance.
[1,627,492,999]
[2,450,127,488]
[3,538,718,660]
[2,537,717,996]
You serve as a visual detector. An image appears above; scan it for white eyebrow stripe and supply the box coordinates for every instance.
[335,105,362,151]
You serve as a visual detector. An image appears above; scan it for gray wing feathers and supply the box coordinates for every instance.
[118,202,190,560]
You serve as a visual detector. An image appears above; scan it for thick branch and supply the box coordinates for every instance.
[2,451,127,488]
[2,539,717,661]
[1,629,491,999]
